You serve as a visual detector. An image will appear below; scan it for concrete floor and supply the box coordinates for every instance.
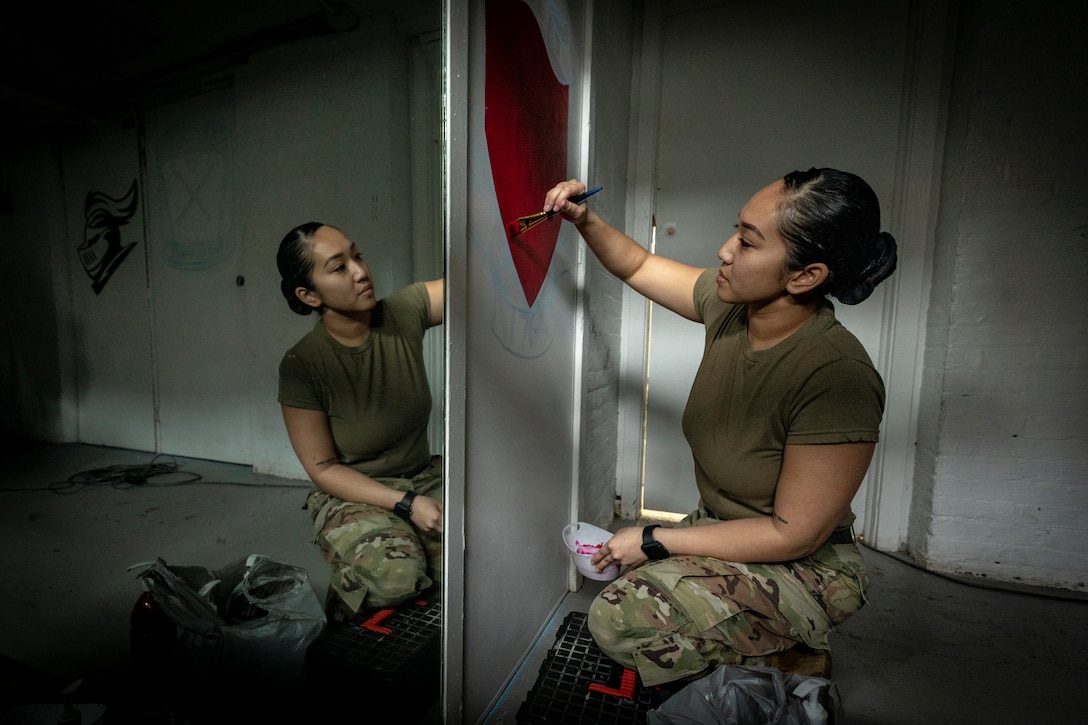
[484,529,1088,723]
[0,443,439,723]
[2,443,1086,724]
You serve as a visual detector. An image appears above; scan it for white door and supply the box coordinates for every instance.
[634,0,940,534]
[63,124,157,452]
[144,86,253,464]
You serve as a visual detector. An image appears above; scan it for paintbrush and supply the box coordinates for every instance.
[507,186,603,238]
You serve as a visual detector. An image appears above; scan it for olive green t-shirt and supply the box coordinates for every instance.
[681,269,885,528]
[278,282,434,478]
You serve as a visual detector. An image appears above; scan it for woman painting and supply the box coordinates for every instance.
[543,168,897,686]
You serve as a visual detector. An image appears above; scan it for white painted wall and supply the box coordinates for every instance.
[910,1,1088,591]
[459,0,583,716]
[1,12,443,481]
[455,1,639,720]
[236,21,433,479]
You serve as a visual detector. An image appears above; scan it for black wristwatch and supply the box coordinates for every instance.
[394,491,416,521]
[641,525,670,561]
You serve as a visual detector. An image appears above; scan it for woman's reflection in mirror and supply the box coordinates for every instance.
[276,221,444,622]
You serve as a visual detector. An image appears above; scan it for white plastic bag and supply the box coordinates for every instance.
[647,664,845,724]
[132,554,326,686]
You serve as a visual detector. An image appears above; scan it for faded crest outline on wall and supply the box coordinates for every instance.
[154,116,236,271]
[78,179,139,295]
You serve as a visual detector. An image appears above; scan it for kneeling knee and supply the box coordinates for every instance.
[366,560,431,607]
[587,594,634,661]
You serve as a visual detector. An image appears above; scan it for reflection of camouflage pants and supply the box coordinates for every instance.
[587,508,869,686]
[305,457,443,616]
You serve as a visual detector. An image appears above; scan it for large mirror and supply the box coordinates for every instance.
[0,0,447,721]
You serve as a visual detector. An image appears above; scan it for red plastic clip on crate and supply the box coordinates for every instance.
[587,667,638,699]
[359,607,397,635]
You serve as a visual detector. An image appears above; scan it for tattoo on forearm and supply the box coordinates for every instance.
[775,512,789,525]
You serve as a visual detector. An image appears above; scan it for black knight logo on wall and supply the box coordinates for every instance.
[78,180,139,295]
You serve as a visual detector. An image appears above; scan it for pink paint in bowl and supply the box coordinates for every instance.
[562,522,620,581]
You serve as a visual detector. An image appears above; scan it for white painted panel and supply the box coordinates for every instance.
[62,121,156,451]
[460,0,584,717]
[461,124,582,725]
[642,0,911,518]
[144,87,252,464]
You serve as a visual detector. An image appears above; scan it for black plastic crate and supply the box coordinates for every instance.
[516,611,660,725]
[306,593,442,718]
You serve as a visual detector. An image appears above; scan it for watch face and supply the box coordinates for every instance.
[394,493,414,520]
[643,542,667,560]
[641,525,668,560]
[641,542,664,560]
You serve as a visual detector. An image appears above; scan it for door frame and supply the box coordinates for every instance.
[618,0,953,553]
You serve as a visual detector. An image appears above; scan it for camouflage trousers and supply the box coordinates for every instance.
[305,457,443,617]
[587,508,869,686]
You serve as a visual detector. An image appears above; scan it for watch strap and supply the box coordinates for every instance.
[641,524,669,560]
[394,491,416,521]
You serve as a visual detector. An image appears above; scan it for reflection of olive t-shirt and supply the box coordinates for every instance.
[278,282,433,478]
[681,269,885,528]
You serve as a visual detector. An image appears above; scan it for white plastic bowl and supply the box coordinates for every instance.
[562,522,620,581]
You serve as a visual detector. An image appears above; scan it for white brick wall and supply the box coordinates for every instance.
[577,1,637,530]
[912,1,1088,591]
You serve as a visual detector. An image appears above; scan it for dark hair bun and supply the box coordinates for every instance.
[833,231,898,305]
[280,278,314,316]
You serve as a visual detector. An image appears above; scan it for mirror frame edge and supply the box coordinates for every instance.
[442,0,468,721]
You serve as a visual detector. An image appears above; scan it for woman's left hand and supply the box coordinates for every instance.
[410,494,443,534]
[591,526,646,571]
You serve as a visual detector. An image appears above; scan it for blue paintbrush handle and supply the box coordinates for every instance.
[570,186,603,204]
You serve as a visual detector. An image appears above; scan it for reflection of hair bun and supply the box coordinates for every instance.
[280,278,314,316]
[833,231,898,305]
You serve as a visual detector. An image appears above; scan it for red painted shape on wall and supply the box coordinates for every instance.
[485,0,569,307]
